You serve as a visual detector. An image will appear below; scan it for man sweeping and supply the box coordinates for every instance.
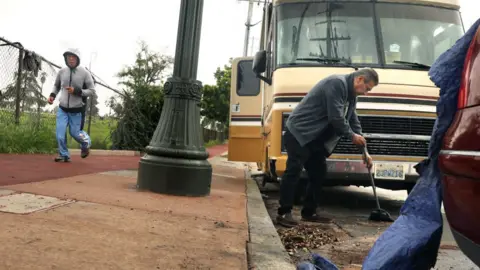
[48,48,93,162]
[276,68,378,227]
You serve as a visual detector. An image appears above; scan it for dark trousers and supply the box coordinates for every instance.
[278,128,327,216]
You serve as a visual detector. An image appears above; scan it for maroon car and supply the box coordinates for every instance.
[439,25,480,266]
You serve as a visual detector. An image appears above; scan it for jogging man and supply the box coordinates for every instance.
[276,68,378,227]
[48,48,93,162]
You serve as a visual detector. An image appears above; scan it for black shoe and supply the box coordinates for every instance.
[81,146,90,159]
[276,213,299,228]
[54,156,71,163]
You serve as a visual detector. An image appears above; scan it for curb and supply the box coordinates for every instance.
[245,168,295,270]
[207,152,227,162]
[67,146,228,158]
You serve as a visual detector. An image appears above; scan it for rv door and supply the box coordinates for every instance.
[228,57,263,162]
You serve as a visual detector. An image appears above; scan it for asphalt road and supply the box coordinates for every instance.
[260,182,479,269]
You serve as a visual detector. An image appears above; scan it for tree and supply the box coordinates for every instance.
[109,41,174,150]
[200,61,232,134]
[0,70,48,124]
[106,96,123,117]
[1,71,46,110]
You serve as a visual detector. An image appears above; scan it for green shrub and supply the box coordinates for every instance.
[0,120,56,154]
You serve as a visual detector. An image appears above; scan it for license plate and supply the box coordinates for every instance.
[374,163,406,180]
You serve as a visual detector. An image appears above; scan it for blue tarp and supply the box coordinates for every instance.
[298,19,480,270]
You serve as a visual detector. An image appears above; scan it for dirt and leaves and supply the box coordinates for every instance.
[260,186,385,268]
[278,224,340,252]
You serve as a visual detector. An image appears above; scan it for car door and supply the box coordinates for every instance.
[439,25,480,266]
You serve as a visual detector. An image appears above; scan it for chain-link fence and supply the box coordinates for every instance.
[0,36,225,154]
[0,37,118,153]
[0,39,57,126]
[0,38,56,153]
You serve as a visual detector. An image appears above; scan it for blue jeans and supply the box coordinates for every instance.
[56,108,91,158]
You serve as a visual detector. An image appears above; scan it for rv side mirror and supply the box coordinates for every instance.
[253,50,267,74]
[252,50,271,85]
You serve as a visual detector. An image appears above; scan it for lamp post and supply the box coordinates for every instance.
[137,0,212,196]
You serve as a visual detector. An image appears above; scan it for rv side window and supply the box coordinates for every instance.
[237,60,260,96]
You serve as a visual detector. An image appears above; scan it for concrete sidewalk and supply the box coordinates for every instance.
[0,148,254,269]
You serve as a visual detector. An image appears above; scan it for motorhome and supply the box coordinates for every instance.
[228,0,465,193]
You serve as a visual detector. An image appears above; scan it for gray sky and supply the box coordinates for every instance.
[0,0,477,115]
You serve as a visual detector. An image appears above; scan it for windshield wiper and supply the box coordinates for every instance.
[296,57,358,70]
[393,60,431,70]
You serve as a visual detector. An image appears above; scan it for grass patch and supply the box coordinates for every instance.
[0,115,57,154]
[0,110,224,154]
[204,139,224,148]
[0,110,116,153]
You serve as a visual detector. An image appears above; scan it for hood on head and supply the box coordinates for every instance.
[63,48,81,69]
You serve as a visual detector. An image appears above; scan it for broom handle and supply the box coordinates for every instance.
[361,145,368,164]
[362,145,381,209]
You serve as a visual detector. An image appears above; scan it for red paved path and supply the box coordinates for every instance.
[205,143,228,158]
[0,144,228,186]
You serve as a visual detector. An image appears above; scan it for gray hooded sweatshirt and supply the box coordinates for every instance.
[49,48,95,113]
[286,73,362,156]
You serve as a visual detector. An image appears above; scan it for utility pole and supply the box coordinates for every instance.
[250,36,256,56]
[239,0,265,56]
[243,0,254,56]
[137,0,212,196]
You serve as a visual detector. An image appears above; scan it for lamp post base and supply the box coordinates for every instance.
[136,77,212,197]
[138,154,212,197]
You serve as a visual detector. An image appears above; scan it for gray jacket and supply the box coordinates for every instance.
[50,48,95,113]
[286,73,362,156]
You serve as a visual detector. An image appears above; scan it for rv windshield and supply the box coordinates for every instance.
[275,2,464,69]
[276,2,378,67]
[378,3,463,67]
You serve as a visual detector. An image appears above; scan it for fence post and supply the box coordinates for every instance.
[14,45,24,125]
[87,90,94,134]
[86,67,96,135]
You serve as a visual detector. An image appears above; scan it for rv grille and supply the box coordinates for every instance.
[333,137,429,157]
[358,116,435,136]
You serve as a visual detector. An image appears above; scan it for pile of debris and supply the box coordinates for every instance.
[278,224,339,253]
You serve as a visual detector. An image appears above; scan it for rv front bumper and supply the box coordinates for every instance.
[271,157,421,184]
[323,159,420,183]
